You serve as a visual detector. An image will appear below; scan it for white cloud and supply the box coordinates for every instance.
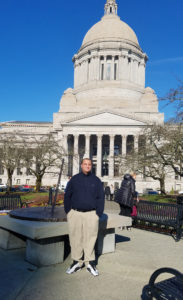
[148,57,183,66]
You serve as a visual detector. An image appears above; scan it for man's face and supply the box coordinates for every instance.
[81,159,92,174]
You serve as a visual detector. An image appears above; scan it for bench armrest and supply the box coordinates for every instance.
[149,267,183,286]
[148,267,183,298]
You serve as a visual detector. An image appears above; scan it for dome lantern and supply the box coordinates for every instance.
[104,0,118,16]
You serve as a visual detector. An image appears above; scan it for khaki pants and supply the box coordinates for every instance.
[67,209,99,262]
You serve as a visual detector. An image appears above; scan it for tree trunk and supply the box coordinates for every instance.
[159,177,166,195]
[35,175,43,192]
[7,169,13,192]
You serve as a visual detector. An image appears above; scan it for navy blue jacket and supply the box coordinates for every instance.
[64,172,104,217]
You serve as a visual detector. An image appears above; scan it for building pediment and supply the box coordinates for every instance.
[64,110,148,126]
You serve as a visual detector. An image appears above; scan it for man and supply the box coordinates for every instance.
[64,158,104,276]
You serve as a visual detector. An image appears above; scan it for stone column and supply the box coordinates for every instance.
[133,60,138,84]
[109,135,115,178]
[83,61,87,84]
[139,60,145,87]
[111,56,115,80]
[122,135,127,156]
[119,55,123,80]
[104,56,107,80]
[81,61,84,85]
[130,58,134,82]
[78,64,82,86]
[96,55,100,81]
[96,135,102,177]
[85,134,90,158]
[123,56,129,80]
[73,134,79,175]
[90,57,94,81]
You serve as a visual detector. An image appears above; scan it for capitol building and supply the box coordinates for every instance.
[0,0,182,192]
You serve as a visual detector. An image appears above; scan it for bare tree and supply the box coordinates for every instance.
[0,134,24,191]
[160,80,183,122]
[118,126,173,194]
[23,134,64,192]
[150,124,183,177]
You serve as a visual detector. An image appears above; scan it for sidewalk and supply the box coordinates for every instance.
[0,202,182,300]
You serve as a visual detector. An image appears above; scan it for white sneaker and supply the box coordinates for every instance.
[119,226,125,230]
[66,261,82,274]
[87,263,99,276]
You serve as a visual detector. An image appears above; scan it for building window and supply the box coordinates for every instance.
[102,162,108,176]
[127,135,134,154]
[114,164,119,177]
[17,168,22,175]
[114,56,118,80]
[26,168,32,176]
[114,63,117,80]
[100,56,104,80]
[175,168,180,180]
[16,179,21,185]
[26,179,30,185]
[114,135,122,156]
[0,179,2,184]
[92,163,96,175]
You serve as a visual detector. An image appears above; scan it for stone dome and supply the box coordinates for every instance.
[82,14,139,48]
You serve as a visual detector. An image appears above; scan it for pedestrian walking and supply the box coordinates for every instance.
[64,158,105,276]
[110,184,114,201]
[115,173,138,230]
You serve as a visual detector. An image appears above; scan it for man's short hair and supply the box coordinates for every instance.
[81,158,92,164]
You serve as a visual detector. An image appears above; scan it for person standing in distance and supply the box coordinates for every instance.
[64,158,105,276]
[119,173,138,230]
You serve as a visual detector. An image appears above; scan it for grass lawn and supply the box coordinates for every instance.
[20,192,49,201]
[0,191,64,207]
[140,194,177,203]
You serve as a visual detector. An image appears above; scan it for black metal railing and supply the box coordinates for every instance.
[0,194,24,211]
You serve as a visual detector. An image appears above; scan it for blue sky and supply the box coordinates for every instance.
[0,0,183,122]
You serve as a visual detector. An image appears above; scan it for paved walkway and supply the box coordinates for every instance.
[0,201,182,300]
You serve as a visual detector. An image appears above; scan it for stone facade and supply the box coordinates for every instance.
[0,0,182,193]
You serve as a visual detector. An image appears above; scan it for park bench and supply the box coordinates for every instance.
[142,267,183,300]
[132,200,183,241]
[0,194,27,213]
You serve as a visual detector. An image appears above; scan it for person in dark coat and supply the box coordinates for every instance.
[119,173,138,230]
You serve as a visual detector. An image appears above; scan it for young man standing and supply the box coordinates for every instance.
[64,158,104,276]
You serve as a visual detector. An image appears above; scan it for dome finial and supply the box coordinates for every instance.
[104,0,118,15]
